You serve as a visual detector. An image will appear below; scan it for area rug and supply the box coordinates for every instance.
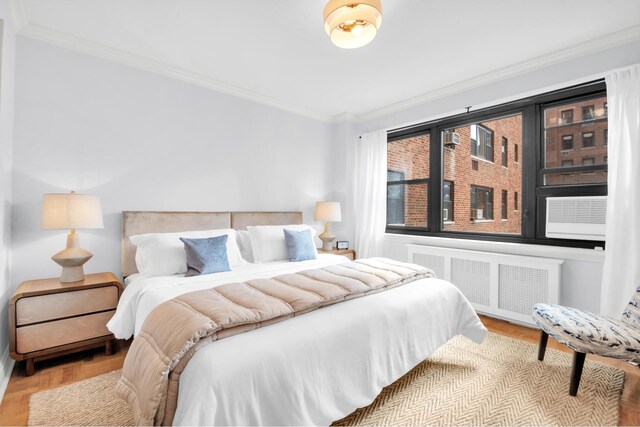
[28,332,623,426]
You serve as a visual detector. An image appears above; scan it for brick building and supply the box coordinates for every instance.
[544,96,608,185]
[387,114,523,234]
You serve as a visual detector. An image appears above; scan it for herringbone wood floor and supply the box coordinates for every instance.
[0,315,638,426]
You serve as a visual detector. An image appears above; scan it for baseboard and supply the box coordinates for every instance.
[0,345,15,403]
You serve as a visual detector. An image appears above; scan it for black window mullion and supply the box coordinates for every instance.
[430,128,441,233]
[522,104,537,239]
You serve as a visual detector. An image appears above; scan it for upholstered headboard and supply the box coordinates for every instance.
[121,211,303,277]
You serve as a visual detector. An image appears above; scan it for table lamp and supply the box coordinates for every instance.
[40,191,104,282]
[315,201,342,251]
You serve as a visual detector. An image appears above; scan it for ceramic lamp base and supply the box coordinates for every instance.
[319,222,336,251]
[52,230,93,283]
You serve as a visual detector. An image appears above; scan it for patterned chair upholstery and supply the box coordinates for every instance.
[532,287,640,396]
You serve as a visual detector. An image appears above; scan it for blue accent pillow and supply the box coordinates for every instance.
[180,235,231,277]
[284,228,317,262]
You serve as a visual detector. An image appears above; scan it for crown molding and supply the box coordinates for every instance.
[356,25,640,124]
[332,112,358,123]
[11,0,640,127]
[16,21,336,123]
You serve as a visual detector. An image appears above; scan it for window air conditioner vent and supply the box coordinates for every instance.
[546,196,606,241]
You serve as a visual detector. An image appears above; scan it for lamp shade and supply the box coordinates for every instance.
[315,201,342,222]
[323,0,382,49]
[41,192,104,230]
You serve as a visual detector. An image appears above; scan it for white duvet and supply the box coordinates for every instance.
[108,255,487,426]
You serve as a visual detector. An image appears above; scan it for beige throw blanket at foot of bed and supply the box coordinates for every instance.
[116,257,435,425]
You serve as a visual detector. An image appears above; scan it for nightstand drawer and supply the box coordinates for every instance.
[16,310,115,354]
[15,286,119,326]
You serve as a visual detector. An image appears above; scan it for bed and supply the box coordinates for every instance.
[109,211,487,426]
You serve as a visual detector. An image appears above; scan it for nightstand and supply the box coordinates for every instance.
[9,272,123,376]
[317,248,356,260]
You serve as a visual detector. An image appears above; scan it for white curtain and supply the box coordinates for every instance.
[600,64,640,316]
[353,130,387,259]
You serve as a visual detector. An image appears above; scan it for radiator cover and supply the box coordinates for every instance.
[408,244,563,325]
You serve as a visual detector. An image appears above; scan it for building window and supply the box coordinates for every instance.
[582,105,595,120]
[471,124,494,162]
[560,109,574,125]
[561,135,574,150]
[386,134,429,229]
[386,80,607,248]
[502,137,508,167]
[582,132,595,148]
[471,186,493,220]
[604,129,608,146]
[604,155,608,164]
[443,181,454,222]
[604,102,608,116]
[501,190,508,220]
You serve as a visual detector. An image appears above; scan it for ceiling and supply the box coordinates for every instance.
[12,0,640,122]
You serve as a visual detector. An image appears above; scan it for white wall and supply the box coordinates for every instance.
[0,0,16,399]
[12,36,342,286]
[351,40,640,314]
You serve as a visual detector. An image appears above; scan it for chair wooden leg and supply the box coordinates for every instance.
[569,351,586,396]
[537,330,549,361]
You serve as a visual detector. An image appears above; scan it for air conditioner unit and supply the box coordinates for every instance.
[546,196,607,241]
[443,208,449,221]
[471,209,483,220]
[443,131,460,147]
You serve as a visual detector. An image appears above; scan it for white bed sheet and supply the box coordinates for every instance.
[108,255,487,426]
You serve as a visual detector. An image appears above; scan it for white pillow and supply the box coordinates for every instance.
[130,229,246,277]
[236,230,254,263]
[247,224,317,263]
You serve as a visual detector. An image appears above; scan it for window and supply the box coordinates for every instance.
[443,181,454,222]
[471,125,494,162]
[501,190,508,220]
[471,186,493,220]
[501,137,508,167]
[604,155,608,164]
[560,109,574,125]
[604,129,608,146]
[582,105,595,120]
[442,114,522,235]
[543,94,608,186]
[582,132,595,148]
[386,80,607,248]
[604,102,608,117]
[386,134,429,229]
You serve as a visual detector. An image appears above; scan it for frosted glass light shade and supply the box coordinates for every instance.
[41,192,104,230]
[315,201,342,222]
[323,0,382,49]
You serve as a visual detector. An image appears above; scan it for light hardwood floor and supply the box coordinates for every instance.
[0,316,639,426]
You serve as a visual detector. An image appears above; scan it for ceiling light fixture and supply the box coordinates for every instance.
[323,0,382,49]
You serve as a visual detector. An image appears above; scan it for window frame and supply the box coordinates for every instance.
[385,80,607,249]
